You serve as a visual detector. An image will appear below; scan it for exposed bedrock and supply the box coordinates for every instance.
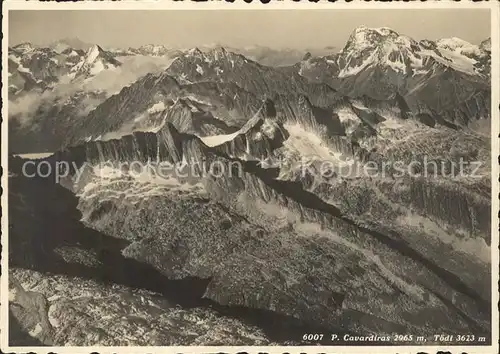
[303,172,490,243]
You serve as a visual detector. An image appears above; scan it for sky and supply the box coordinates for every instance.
[9,9,491,50]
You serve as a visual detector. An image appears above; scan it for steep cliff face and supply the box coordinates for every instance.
[404,62,489,126]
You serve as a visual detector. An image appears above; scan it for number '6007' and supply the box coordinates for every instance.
[302,334,324,341]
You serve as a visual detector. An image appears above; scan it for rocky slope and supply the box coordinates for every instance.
[166,47,340,107]
[8,43,74,95]
[50,37,92,53]
[298,26,491,129]
[7,28,492,346]
[9,112,491,345]
[216,45,334,67]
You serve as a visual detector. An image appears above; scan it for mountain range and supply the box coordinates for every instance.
[8,26,493,346]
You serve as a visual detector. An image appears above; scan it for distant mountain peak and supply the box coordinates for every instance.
[343,26,416,54]
[336,26,422,79]
[183,46,242,65]
[436,37,482,59]
[187,47,203,56]
[419,39,437,50]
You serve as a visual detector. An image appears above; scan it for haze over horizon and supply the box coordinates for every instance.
[9,9,491,50]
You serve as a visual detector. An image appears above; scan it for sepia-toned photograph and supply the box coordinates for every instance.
[1,2,498,353]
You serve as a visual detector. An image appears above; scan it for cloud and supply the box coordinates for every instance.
[8,92,45,123]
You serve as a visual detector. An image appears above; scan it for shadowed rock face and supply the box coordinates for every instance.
[9,90,108,153]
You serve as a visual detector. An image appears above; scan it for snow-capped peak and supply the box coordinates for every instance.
[480,38,491,52]
[50,37,91,51]
[212,46,228,56]
[85,45,105,64]
[136,44,170,56]
[12,42,36,54]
